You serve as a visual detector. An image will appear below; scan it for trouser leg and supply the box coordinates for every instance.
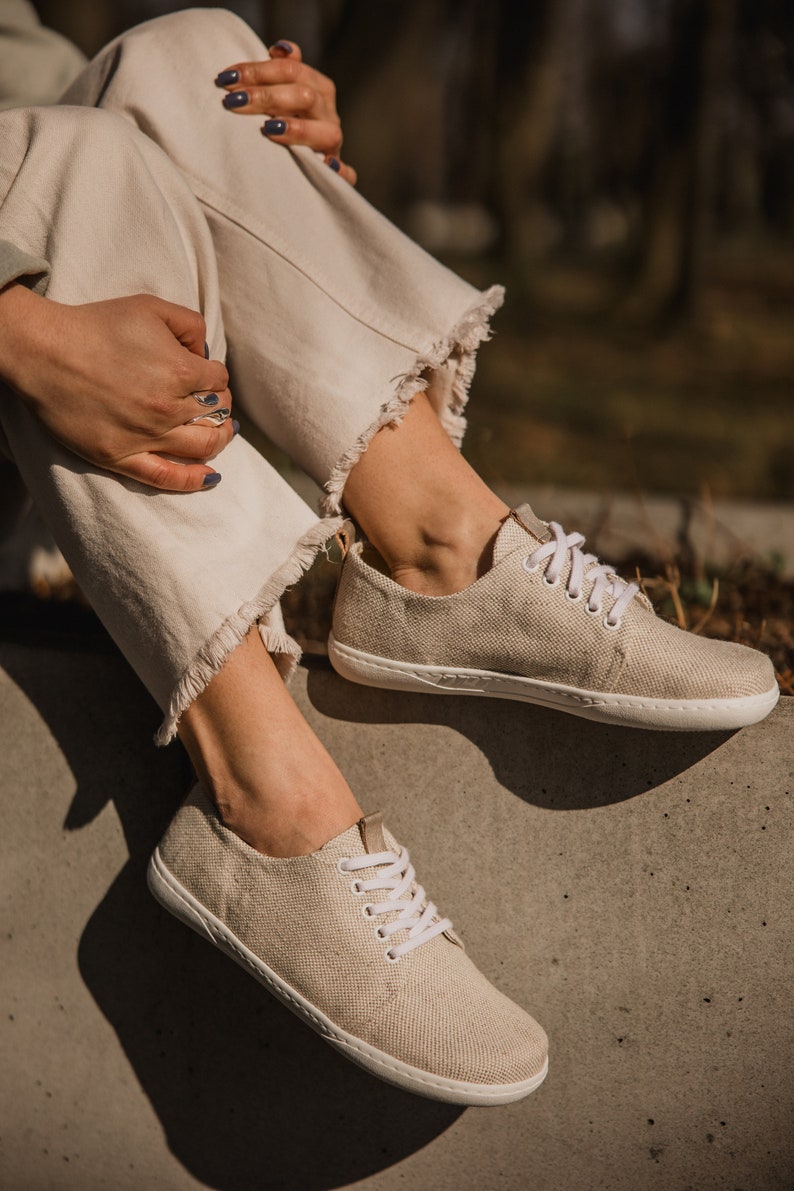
[61,7,504,514]
[0,104,338,743]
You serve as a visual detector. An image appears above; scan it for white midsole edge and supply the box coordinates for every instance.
[327,634,779,731]
[147,848,548,1107]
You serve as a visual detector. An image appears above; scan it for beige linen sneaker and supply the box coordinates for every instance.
[148,784,549,1105]
[329,504,779,731]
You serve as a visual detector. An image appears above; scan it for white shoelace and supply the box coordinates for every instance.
[340,847,452,961]
[523,520,639,628]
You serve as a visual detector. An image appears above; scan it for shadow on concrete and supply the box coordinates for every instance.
[0,635,461,1191]
[304,661,735,811]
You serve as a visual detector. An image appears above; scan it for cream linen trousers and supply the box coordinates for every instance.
[0,8,502,744]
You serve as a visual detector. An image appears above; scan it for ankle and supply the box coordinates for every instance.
[211,776,361,857]
[387,503,508,596]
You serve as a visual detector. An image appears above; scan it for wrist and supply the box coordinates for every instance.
[0,283,57,398]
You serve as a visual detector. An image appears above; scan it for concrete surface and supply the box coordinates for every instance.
[1,637,792,1191]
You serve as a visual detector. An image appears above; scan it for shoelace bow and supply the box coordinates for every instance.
[340,847,452,961]
[524,520,639,628]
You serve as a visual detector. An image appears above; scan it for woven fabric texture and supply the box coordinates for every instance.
[158,785,547,1085]
[333,507,774,701]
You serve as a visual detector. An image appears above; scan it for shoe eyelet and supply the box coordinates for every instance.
[522,556,540,574]
[584,602,600,617]
[361,903,374,919]
[603,616,621,631]
[336,856,350,874]
[542,573,560,589]
[375,926,386,940]
[350,879,363,894]
[384,949,401,963]
[564,588,581,603]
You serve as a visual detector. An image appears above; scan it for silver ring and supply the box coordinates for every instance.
[186,407,231,427]
[192,391,219,408]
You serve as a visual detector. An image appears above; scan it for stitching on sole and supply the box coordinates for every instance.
[328,637,778,718]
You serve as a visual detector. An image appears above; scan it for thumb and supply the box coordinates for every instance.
[117,452,223,493]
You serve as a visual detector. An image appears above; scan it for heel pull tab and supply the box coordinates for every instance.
[358,812,387,854]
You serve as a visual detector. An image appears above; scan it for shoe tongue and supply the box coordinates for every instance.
[358,812,387,855]
[492,504,550,564]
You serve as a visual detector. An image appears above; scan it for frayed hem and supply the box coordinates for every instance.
[320,284,504,516]
[154,516,343,745]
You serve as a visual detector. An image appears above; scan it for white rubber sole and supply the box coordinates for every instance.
[327,634,780,732]
[147,848,548,1106]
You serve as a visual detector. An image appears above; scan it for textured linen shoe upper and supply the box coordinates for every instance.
[148,784,548,1105]
[329,503,778,731]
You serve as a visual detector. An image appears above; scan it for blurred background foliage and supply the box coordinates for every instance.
[34,0,794,501]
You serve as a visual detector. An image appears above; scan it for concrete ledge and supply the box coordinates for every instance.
[1,642,792,1190]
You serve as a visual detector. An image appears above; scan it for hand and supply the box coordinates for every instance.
[215,40,358,186]
[0,285,234,492]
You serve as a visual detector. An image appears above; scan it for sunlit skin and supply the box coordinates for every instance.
[0,43,507,857]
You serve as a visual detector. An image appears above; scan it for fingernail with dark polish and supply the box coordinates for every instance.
[263,119,287,136]
[200,393,220,407]
[223,90,249,109]
[215,69,240,87]
[272,41,293,54]
[203,341,210,359]
[232,419,240,436]
[326,156,341,173]
[202,472,222,488]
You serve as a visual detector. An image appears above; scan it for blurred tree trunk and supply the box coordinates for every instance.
[625,0,737,325]
[493,0,581,272]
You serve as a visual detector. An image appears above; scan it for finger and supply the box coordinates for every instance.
[324,156,358,186]
[270,40,302,61]
[155,418,237,461]
[177,371,232,408]
[148,298,208,357]
[116,453,223,493]
[218,58,332,100]
[224,81,325,118]
[262,116,343,156]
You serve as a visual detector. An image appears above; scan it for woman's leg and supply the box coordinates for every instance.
[0,91,549,1110]
[0,103,336,740]
[63,8,503,518]
[179,628,362,855]
[58,9,776,738]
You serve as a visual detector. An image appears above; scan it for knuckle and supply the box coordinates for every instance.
[172,358,194,390]
[298,84,315,110]
[149,395,174,421]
